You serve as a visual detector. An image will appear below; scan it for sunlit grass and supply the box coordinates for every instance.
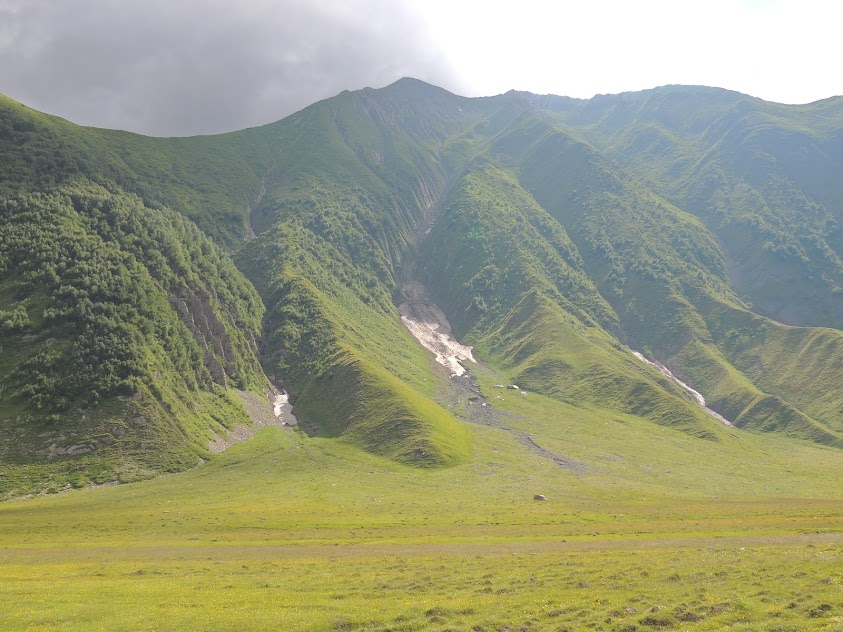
[2,382,842,630]
[3,541,842,631]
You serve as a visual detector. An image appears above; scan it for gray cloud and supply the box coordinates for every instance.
[0,0,461,136]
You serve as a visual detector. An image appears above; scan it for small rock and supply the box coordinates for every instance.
[507,384,520,390]
[533,494,547,501]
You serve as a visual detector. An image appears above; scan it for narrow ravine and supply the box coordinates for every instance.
[245,174,268,242]
[398,281,476,377]
[395,172,587,471]
[398,281,586,472]
[630,349,732,426]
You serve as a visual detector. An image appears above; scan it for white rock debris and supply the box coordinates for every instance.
[273,390,297,426]
[398,282,476,377]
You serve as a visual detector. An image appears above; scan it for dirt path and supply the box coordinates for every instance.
[442,371,590,474]
[518,435,589,473]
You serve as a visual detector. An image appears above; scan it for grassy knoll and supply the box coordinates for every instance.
[2,378,842,631]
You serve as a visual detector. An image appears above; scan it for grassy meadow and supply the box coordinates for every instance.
[2,374,842,631]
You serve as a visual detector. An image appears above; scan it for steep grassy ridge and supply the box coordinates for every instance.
[236,220,472,467]
[548,86,843,329]
[0,93,275,247]
[514,113,729,352]
[0,93,283,492]
[697,299,843,440]
[233,82,488,465]
[472,104,843,447]
[420,161,721,437]
[0,181,267,493]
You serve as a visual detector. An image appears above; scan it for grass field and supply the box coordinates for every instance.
[2,375,842,631]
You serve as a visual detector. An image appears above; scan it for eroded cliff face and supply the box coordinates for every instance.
[171,284,250,388]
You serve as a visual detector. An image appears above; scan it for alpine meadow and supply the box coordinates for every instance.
[1,78,843,631]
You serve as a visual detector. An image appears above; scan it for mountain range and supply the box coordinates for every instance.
[2,78,842,496]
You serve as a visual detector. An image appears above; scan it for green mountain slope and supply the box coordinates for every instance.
[2,79,843,495]
[0,92,275,246]
[512,95,843,446]
[0,181,268,489]
[230,81,506,465]
[546,88,843,441]
[542,85,843,329]
[419,160,721,438]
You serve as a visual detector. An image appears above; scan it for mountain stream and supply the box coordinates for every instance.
[273,390,297,426]
[630,350,732,426]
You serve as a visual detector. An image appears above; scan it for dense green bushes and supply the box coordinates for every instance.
[0,182,265,412]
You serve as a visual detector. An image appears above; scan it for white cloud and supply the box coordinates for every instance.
[413,0,843,103]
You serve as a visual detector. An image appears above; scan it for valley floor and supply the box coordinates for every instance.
[2,373,842,631]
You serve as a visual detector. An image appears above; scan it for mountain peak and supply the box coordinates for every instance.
[389,76,434,88]
[378,76,457,98]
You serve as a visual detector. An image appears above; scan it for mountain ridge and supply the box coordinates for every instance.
[2,79,843,496]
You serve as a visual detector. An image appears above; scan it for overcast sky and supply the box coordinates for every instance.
[1,0,840,136]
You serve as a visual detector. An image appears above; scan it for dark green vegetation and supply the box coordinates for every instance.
[0,183,267,486]
[2,78,843,494]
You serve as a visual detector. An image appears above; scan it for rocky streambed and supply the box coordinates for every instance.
[398,281,476,377]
